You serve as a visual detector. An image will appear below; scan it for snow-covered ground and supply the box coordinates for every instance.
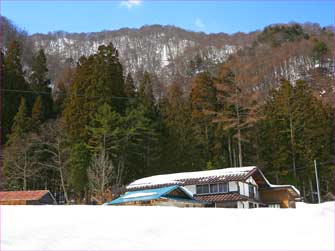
[1,202,334,250]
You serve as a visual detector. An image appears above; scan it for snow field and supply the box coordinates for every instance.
[1,202,334,250]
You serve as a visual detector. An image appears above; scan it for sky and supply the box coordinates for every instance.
[1,0,334,35]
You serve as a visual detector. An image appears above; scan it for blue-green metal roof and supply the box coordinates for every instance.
[105,185,198,205]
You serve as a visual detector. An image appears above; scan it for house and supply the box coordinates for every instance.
[0,190,57,205]
[105,185,204,207]
[126,166,300,208]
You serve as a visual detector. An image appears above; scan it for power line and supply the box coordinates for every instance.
[0,88,136,100]
[0,88,263,109]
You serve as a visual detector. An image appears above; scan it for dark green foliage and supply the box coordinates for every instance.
[2,40,28,143]
[87,103,123,157]
[258,79,333,199]
[121,106,160,181]
[30,49,54,121]
[4,97,35,190]
[187,54,205,76]
[160,82,204,173]
[312,40,328,58]
[69,142,91,197]
[87,103,159,184]
[139,71,155,107]
[311,40,329,67]
[258,24,309,47]
[30,49,48,91]
[31,96,43,129]
[7,97,31,144]
[63,43,125,142]
[93,43,126,113]
[124,72,136,98]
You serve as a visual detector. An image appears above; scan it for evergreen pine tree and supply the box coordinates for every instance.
[69,142,91,200]
[124,72,136,98]
[31,95,43,129]
[7,97,31,145]
[30,49,54,121]
[139,71,155,107]
[3,40,28,143]
[160,81,203,173]
[63,43,126,142]
[4,97,34,190]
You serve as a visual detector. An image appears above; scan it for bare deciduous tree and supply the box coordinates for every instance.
[88,149,114,204]
[4,136,39,190]
[35,120,70,203]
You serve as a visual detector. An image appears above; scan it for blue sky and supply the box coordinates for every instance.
[1,0,334,35]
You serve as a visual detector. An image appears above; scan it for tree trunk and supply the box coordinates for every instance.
[309,178,314,203]
[23,152,27,191]
[205,125,209,159]
[303,180,306,202]
[289,112,297,177]
[275,173,279,184]
[235,83,243,167]
[232,146,236,167]
[101,134,107,203]
[101,151,106,203]
[57,139,69,204]
[227,136,232,166]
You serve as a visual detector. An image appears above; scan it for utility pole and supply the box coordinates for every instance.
[314,159,321,203]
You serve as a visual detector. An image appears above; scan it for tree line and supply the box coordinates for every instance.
[1,39,333,204]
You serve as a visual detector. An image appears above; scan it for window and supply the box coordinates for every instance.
[202,184,209,193]
[196,184,209,194]
[210,184,218,193]
[249,184,255,198]
[219,183,228,193]
[196,185,202,194]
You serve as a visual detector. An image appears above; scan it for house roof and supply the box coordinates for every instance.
[126,166,300,197]
[105,185,199,205]
[127,166,257,190]
[194,193,249,202]
[0,190,52,201]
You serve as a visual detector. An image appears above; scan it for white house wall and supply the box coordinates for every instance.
[229,182,238,192]
[237,201,249,208]
[244,183,249,196]
[183,185,196,195]
[246,177,258,187]
[239,182,247,196]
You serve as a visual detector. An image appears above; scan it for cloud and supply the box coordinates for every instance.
[120,0,142,9]
[195,18,205,29]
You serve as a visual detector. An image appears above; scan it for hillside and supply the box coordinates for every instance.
[1,202,334,250]
[30,25,256,83]
[2,16,333,90]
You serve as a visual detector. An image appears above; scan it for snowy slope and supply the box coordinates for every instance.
[1,202,334,250]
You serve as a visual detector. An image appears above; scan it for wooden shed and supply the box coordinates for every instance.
[0,190,57,205]
[259,185,300,208]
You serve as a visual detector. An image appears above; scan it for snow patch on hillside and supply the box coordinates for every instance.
[1,202,334,250]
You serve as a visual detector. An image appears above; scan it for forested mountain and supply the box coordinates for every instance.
[1,16,333,204]
[30,26,240,83]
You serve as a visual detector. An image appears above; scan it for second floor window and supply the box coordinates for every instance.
[196,183,229,194]
[196,184,209,194]
[210,184,218,193]
[219,183,228,193]
[249,184,255,198]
